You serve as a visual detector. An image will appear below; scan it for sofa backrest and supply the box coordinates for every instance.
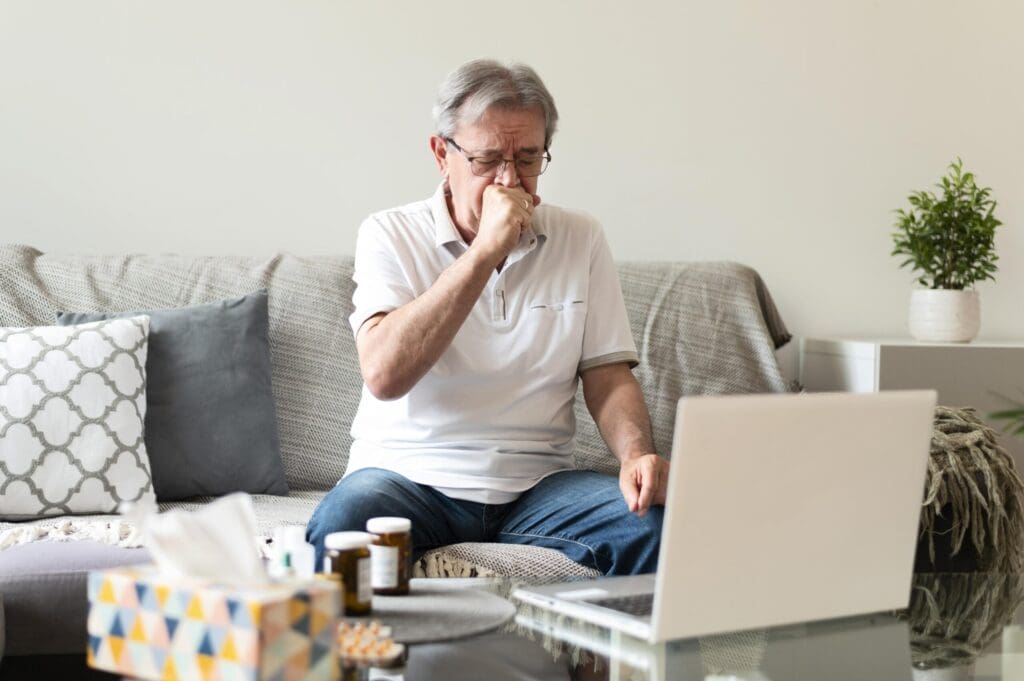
[0,245,790,490]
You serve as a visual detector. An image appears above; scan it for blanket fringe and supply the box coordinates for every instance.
[414,551,494,579]
[0,518,142,550]
[0,518,275,559]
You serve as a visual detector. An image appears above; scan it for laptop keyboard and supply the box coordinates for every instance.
[591,593,655,617]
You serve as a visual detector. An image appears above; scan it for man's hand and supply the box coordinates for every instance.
[473,185,540,260]
[618,454,670,517]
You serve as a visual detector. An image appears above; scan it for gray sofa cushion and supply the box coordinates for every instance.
[0,541,150,655]
[56,291,288,500]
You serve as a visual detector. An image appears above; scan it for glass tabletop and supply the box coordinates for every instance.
[349,572,1024,681]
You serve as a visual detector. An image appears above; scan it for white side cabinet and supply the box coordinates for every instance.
[800,338,1024,471]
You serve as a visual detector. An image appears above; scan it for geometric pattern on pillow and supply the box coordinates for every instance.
[0,316,155,519]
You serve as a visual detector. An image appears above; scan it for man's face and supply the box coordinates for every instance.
[431,106,546,237]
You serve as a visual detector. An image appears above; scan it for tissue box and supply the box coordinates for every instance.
[86,566,340,681]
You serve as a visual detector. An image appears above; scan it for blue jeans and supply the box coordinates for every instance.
[306,468,663,576]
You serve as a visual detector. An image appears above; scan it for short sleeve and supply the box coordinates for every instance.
[348,216,416,336]
[579,222,639,372]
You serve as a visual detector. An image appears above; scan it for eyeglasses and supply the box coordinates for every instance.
[444,137,551,178]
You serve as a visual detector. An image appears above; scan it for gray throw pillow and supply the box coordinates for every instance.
[57,291,288,500]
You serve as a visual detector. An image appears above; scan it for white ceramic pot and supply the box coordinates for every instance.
[908,289,980,343]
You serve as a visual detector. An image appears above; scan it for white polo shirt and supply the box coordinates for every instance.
[345,184,639,504]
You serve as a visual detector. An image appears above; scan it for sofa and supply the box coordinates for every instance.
[0,243,791,664]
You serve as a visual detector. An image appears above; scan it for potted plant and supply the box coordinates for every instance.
[891,158,1002,342]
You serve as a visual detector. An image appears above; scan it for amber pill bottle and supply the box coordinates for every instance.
[366,517,412,595]
[323,531,373,615]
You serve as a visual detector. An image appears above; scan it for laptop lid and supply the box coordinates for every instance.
[651,390,936,641]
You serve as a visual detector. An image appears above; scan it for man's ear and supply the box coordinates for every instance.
[429,135,448,175]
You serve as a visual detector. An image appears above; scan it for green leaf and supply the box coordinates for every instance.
[891,158,1001,287]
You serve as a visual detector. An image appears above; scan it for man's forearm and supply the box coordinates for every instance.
[358,245,502,400]
[583,363,668,514]
[583,364,655,462]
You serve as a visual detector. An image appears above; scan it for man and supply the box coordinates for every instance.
[307,59,669,576]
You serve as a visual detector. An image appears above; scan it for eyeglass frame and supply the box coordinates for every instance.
[443,137,552,178]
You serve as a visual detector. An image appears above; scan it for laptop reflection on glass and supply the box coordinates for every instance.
[512,390,937,643]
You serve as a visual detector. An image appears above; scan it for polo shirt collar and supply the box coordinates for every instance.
[429,182,545,250]
[430,183,463,248]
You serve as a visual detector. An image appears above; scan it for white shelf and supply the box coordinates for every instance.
[799,336,1024,470]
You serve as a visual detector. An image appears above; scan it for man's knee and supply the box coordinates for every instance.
[306,468,413,552]
[622,505,664,575]
[595,504,664,576]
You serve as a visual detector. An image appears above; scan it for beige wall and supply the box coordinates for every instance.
[2,1,1022,365]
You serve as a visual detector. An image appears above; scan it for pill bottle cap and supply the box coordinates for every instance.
[324,531,373,551]
[366,517,411,534]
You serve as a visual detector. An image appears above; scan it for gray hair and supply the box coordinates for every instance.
[433,59,559,147]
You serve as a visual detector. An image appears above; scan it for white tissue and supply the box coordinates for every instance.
[127,493,269,587]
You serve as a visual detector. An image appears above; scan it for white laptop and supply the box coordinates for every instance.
[513,390,937,643]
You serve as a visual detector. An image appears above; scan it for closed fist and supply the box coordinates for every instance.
[474,185,540,259]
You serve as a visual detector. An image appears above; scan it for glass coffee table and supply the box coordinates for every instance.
[347,573,1024,680]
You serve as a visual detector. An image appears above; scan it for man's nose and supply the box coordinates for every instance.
[492,159,520,188]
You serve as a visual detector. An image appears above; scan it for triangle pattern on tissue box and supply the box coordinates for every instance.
[289,594,310,624]
[128,641,158,678]
[200,589,230,625]
[209,625,228,656]
[311,608,331,638]
[87,568,339,680]
[108,636,125,666]
[220,632,240,662]
[120,581,140,608]
[98,578,117,604]
[141,610,169,647]
[198,630,217,657]
[129,616,147,642]
[186,594,205,620]
[156,584,171,609]
[88,602,116,635]
[162,655,179,681]
[138,581,161,610]
[151,647,168,677]
[165,589,188,618]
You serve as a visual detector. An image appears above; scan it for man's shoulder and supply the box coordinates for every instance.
[535,203,604,241]
[364,198,433,231]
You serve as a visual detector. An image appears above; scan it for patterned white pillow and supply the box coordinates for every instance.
[0,316,155,519]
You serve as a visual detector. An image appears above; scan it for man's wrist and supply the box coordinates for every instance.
[619,449,654,464]
[466,240,505,271]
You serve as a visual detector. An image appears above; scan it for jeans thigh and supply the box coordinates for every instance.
[305,468,474,565]
[498,470,664,576]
